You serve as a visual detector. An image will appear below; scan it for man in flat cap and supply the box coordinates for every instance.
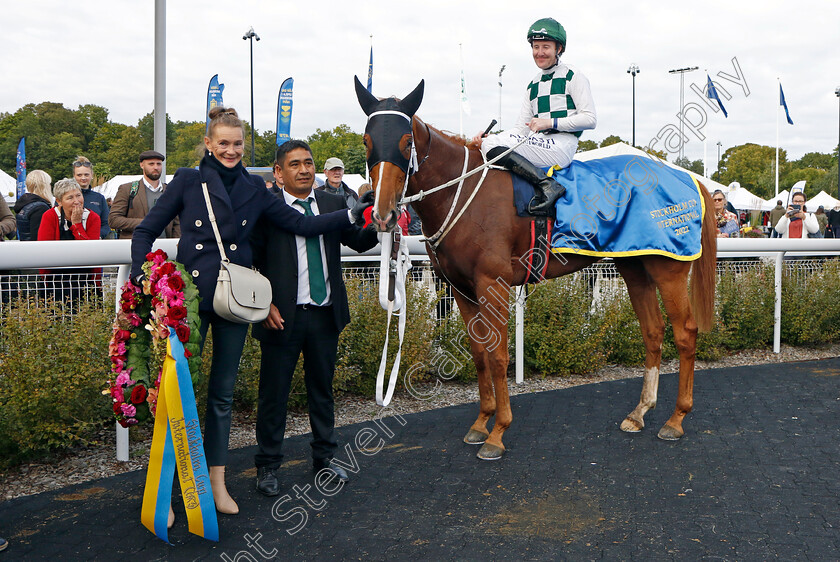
[109,150,180,239]
[315,157,359,209]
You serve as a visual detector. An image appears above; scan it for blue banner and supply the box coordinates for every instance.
[706,75,728,118]
[206,74,225,134]
[15,137,26,200]
[779,83,793,125]
[276,77,294,147]
[367,46,373,92]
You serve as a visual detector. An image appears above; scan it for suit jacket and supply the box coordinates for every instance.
[251,190,378,344]
[130,162,354,311]
[109,180,180,239]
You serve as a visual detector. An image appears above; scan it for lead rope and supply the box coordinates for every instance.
[375,230,412,407]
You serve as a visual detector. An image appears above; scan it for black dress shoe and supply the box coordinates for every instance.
[313,458,349,482]
[256,466,280,497]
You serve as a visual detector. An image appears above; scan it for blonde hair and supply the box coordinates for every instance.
[207,106,244,138]
[53,178,82,202]
[25,170,53,202]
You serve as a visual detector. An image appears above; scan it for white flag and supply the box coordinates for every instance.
[460,68,471,116]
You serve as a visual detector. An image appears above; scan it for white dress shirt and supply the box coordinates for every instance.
[282,189,332,305]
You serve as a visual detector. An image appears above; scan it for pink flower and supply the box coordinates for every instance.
[115,372,135,387]
[120,403,137,417]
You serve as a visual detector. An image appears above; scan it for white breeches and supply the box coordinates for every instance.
[481,130,579,169]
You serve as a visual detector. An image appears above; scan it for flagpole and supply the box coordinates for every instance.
[703,69,708,177]
[775,78,780,197]
[459,43,464,137]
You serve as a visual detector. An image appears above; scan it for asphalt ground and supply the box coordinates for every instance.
[1,358,839,561]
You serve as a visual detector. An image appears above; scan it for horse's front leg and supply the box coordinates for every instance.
[452,292,495,445]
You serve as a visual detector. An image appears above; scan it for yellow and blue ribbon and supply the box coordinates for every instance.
[141,328,218,543]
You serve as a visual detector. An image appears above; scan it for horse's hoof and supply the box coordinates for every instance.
[620,417,643,433]
[476,443,505,461]
[657,424,684,441]
[463,429,489,445]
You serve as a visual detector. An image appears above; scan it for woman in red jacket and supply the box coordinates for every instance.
[37,178,101,307]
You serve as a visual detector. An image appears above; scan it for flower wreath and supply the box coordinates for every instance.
[106,249,203,427]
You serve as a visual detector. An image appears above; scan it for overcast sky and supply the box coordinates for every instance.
[2,0,838,168]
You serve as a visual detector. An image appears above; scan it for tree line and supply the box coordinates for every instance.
[1,101,837,201]
[0,102,365,187]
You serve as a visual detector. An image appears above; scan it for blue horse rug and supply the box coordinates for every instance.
[512,154,705,261]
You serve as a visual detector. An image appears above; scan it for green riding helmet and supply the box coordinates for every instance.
[527,17,566,49]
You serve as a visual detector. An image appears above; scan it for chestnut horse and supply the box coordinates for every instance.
[355,78,717,460]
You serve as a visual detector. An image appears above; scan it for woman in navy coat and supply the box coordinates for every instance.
[131,107,369,519]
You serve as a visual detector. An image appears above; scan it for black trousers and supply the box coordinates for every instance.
[255,305,340,469]
[199,310,249,467]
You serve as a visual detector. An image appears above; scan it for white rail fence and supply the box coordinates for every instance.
[2,237,840,460]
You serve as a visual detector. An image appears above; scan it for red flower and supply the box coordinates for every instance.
[116,329,132,342]
[118,418,130,428]
[121,301,134,313]
[184,350,193,358]
[146,249,167,261]
[130,385,148,404]
[159,262,176,276]
[167,275,185,291]
[175,324,191,343]
[168,306,188,321]
[113,402,123,415]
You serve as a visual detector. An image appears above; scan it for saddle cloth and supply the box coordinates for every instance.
[511,155,704,261]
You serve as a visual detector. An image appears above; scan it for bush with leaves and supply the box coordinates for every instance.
[0,298,113,467]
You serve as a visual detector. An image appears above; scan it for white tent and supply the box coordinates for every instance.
[721,182,766,211]
[761,190,790,211]
[94,172,368,201]
[94,175,175,201]
[574,142,730,193]
[805,190,840,212]
[2,169,17,203]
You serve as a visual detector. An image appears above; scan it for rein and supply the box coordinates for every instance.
[398,133,532,250]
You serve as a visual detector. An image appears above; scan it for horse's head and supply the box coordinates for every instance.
[354,76,424,232]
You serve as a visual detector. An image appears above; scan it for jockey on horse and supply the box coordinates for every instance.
[473,17,597,217]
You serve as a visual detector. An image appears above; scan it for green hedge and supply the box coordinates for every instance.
[3,261,840,468]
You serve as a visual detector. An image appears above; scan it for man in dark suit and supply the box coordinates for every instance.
[109,150,180,239]
[251,140,378,496]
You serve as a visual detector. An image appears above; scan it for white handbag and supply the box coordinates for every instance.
[201,181,272,323]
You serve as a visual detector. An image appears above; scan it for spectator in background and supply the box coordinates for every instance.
[712,190,739,238]
[37,178,101,306]
[72,156,111,239]
[109,150,180,240]
[768,199,786,238]
[828,204,840,239]
[317,157,359,209]
[1,197,17,240]
[773,191,819,239]
[815,205,829,238]
[406,204,422,235]
[13,170,53,241]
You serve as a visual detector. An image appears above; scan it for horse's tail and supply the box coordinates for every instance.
[690,182,717,333]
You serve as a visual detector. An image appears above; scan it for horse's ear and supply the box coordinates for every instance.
[354,75,379,116]
[399,80,425,117]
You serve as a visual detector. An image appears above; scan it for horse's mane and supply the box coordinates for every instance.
[420,119,481,150]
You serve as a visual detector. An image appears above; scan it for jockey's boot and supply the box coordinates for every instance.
[487,147,566,217]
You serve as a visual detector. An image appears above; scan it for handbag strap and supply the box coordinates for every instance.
[200,182,230,263]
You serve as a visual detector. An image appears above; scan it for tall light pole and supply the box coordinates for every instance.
[835,87,840,199]
[498,65,506,131]
[668,66,699,161]
[626,64,640,147]
[716,141,722,180]
[243,26,260,166]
